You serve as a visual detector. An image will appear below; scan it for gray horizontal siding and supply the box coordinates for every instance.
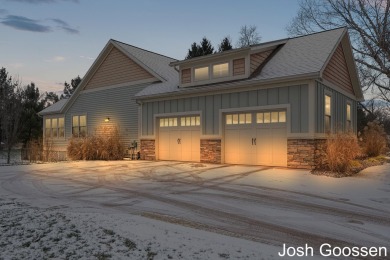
[316,81,357,133]
[142,84,309,136]
[51,83,148,149]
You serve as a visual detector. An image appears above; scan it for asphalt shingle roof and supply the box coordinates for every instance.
[136,28,346,98]
[38,98,68,115]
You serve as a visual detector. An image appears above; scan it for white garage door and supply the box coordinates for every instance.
[158,116,200,162]
[224,111,287,166]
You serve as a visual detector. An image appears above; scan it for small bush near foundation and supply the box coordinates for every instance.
[360,120,387,157]
[325,132,361,173]
[67,126,125,160]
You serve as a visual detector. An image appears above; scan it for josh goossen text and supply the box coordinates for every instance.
[278,243,387,258]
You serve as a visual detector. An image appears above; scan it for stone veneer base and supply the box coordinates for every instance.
[200,139,221,164]
[140,139,156,160]
[287,139,326,169]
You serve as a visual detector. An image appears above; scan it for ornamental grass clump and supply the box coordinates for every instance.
[67,125,124,160]
[325,131,361,173]
[360,120,388,157]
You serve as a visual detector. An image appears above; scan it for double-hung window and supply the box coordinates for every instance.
[45,117,65,138]
[72,115,87,137]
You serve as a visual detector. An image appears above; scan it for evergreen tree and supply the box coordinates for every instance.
[61,75,81,99]
[218,36,233,52]
[185,37,214,59]
[199,37,214,55]
[42,91,60,107]
[20,83,44,145]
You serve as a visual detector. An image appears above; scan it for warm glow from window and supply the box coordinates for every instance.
[72,115,87,137]
[325,95,331,116]
[213,63,229,78]
[279,111,286,123]
[347,104,351,121]
[181,116,200,126]
[257,113,264,123]
[271,112,279,123]
[226,113,251,125]
[160,117,177,127]
[194,66,209,81]
[264,112,271,123]
[325,95,332,132]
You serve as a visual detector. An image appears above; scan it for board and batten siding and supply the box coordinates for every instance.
[142,84,309,136]
[84,47,155,90]
[316,81,357,133]
[64,83,148,148]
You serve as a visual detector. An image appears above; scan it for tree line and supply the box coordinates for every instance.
[0,67,81,163]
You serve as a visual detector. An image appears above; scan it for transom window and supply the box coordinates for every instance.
[160,117,178,127]
[256,111,286,124]
[45,117,65,138]
[194,66,209,81]
[213,63,229,78]
[226,113,252,125]
[181,116,200,126]
[72,115,87,137]
[325,95,332,132]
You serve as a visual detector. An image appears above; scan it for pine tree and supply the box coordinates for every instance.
[218,36,233,52]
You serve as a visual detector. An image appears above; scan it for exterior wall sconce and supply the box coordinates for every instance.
[105,117,110,122]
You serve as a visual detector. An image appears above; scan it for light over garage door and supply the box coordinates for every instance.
[158,116,200,162]
[224,111,287,166]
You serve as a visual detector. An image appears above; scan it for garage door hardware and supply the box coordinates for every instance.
[177,138,181,144]
[251,138,257,145]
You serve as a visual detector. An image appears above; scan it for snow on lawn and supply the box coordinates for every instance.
[0,161,389,259]
[0,197,282,260]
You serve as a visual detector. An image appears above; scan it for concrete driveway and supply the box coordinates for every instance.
[0,160,389,254]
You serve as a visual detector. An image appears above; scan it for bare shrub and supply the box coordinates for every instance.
[25,138,43,162]
[67,125,124,160]
[325,132,361,173]
[360,120,387,157]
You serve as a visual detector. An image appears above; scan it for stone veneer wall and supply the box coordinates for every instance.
[200,139,221,164]
[140,139,155,160]
[287,139,326,169]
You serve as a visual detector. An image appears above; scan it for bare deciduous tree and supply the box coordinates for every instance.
[287,0,390,111]
[236,25,261,47]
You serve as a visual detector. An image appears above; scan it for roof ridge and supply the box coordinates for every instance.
[287,26,346,40]
[111,39,178,61]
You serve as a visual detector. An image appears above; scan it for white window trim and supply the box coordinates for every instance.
[193,66,210,82]
[211,62,230,79]
[44,117,65,139]
[72,114,87,138]
[346,101,352,131]
[324,93,332,133]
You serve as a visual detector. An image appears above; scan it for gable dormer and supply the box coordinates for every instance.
[171,41,284,88]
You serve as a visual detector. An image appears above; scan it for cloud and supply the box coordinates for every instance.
[0,13,79,34]
[8,0,79,4]
[0,9,7,15]
[45,56,66,62]
[79,55,94,60]
[50,18,79,34]
[1,15,51,32]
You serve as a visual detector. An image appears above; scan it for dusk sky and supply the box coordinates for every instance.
[0,0,300,94]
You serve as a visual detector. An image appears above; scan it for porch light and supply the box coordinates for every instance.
[105,117,110,122]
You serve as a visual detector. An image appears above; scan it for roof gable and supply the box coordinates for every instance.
[56,39,178,114]
[84,46,155,91]
[322,43,354,95]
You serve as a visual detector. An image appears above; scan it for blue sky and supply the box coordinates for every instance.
[0,0,300,94]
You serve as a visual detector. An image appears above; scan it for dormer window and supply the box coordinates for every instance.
[213,63,229,78]
[194,66,209,81]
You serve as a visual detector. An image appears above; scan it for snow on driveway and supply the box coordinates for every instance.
[0,161,389,259]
